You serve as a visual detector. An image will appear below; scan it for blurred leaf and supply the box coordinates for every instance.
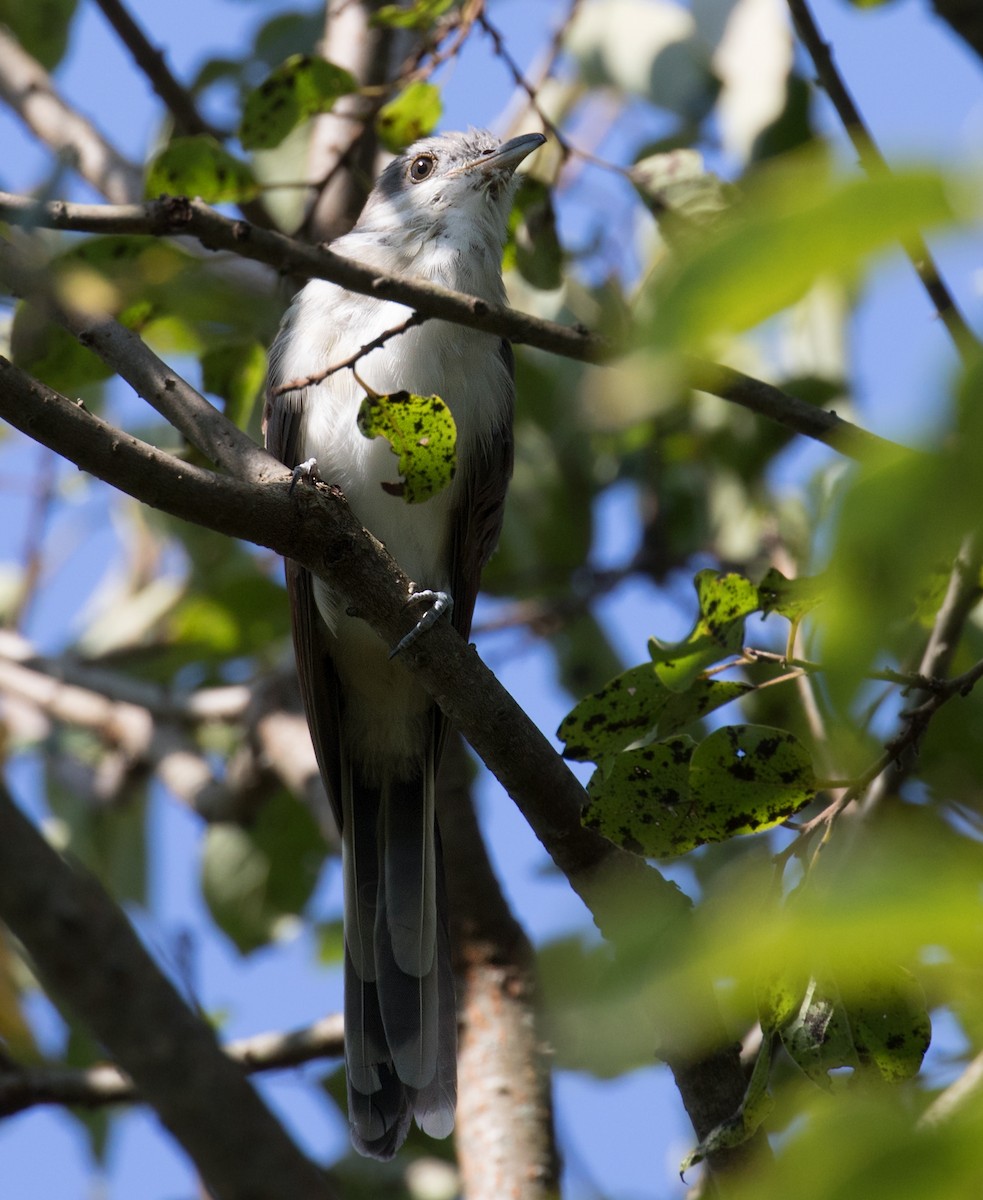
[373,0,454,28]
[376,82,442,153]
[201,341,267,431]
[757,567,824,623]
[559,664,749,762]
[0,0,77,68]
[10,304,111,394]
[239,55,357,151]
[146,136,258,202]
[780,966,930,1086]
[648,156,957,351]
[682,1034,776,1171]
[631,149,734,247]
[506,178,563,289]
[0,930,37,1060]
[45,773,149,906]
[65,1021,111,1161]
[356,389,456,504]
[202,790,327,954]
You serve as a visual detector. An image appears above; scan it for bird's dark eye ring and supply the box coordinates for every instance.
[408,154,436,182]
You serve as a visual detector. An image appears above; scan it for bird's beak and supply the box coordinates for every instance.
[468,132,547,178]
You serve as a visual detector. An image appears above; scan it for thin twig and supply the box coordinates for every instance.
[786,0,977,356]
[91,0,224,139]
[272,313,426,396]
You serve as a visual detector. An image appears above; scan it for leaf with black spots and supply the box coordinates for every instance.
[239,56,357,151]
[356,389,457,504]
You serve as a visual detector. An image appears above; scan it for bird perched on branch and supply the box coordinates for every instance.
[264,129,545,1158]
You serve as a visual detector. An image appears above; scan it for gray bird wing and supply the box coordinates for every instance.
[263,385,344,828]
[447,339,515,642]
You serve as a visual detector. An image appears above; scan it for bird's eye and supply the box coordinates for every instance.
[408,154,436,182]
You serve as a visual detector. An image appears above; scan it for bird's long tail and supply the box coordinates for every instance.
[341,749,457,1158]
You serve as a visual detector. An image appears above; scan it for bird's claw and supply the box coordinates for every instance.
[289,457,320,494]
[389,590,452,659]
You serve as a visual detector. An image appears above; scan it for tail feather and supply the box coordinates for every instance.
[341,763,456,1159]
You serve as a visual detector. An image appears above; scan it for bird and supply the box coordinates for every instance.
[264,129,546,1158]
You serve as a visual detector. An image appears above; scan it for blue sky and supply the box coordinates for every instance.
[1,1,982,1197]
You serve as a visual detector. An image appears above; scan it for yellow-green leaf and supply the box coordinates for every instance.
[689,724,816,835]
[146,136,258,202]
[558,664,749,762]
[582,735,696,856]
[648,154,956,350]
[239,55,357,151]
[372,0,455,29]
[376,82,442,153]
[356,389,457,504]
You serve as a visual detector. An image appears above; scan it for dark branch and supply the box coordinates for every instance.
[0,777,336,1200]
[0,1015,345,1115]
[786,0,978,356]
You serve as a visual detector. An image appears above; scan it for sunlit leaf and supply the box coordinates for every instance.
[373,0,455,28]
[356,389,456,504]
[688,724,816,835]
[376,82,442,153]
[146,136,258,202]
[239,55,357,151]
[559,664,749,762]
[648,570,759,691]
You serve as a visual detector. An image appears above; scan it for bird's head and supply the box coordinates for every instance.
[355,130,547,259]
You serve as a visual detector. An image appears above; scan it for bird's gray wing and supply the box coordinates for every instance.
[263,384,344,828]
[447,338,515,644]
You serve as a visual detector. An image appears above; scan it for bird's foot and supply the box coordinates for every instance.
[389,589,452,659]
[289,457,320,494]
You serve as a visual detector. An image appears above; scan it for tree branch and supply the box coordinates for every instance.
[91,0,225,140]
[0,29,143,203]
[0,777,336,1200]
[0,1015,345,1116]
[439,735,558,1200]
[0,192,901,460]
[785,0,977,356]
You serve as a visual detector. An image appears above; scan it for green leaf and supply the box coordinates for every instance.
[372,0,455,29]
[559,664,749,762]
[689,724,816,836]
[582,735,696,856]
[201,341,267,431]
[0,0,77,69]
[146,136,258,202]
[648,154,957,350]
[356,389,456,504]
[630,149,734,248]
[239,55,357,151]
[780,967,931,1086]
[648,569,759,691]
[757,567,824,622]
[506,178,563,289]
[202,791,327,954]
[376,82,442,153]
